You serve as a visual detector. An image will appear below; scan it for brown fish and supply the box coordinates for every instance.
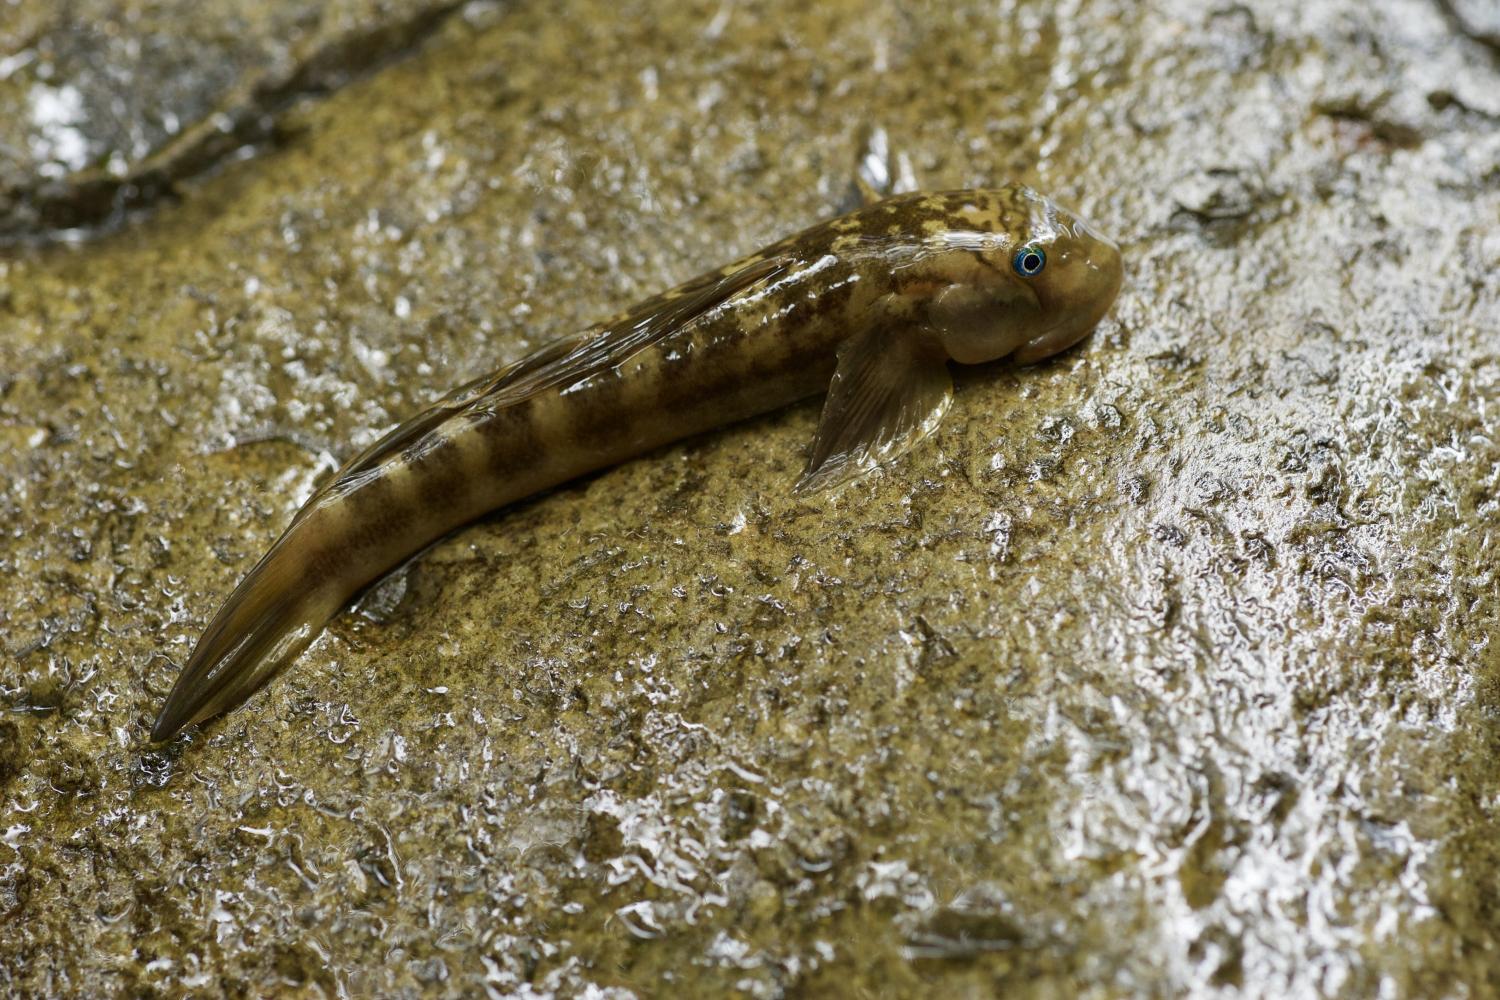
[151,186,1122,740]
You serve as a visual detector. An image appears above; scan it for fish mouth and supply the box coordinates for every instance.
[1010,315,1093,365]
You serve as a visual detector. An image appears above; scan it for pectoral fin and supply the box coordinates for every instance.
[795,324,953,493]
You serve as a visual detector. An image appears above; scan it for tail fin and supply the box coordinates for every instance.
[151,533,339,741]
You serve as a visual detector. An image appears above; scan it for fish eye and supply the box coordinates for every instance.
[1012,246,1046,277]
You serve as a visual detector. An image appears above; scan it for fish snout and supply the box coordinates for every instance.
[1079,227,1124,329]
[1012,222,1123,364]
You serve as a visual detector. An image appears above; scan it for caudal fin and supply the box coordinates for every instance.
[151,538,339,742]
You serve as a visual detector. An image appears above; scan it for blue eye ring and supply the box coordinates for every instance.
[1012,245,1046,277]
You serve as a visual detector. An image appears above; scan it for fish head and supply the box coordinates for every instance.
[926,187,1123,366]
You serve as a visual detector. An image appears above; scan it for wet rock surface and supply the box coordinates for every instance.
[0,0,463,239]
[1,0,1497,995]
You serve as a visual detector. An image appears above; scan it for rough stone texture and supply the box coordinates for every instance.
[0,0,462,238]
[1,0,1497,996]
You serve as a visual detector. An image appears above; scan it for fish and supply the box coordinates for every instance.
[150,184,1122,741]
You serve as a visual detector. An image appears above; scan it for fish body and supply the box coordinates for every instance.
[152,187,1122,740]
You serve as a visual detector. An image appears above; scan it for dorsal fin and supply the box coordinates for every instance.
[473,253,789,411]
[313,335,584,495]
[300,253,789,515]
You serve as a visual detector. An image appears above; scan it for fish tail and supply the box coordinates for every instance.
[151,524,344,741]
[151,404,499,741]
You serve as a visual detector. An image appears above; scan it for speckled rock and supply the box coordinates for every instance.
[1,0,1497,996]
[0,0,462,238]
